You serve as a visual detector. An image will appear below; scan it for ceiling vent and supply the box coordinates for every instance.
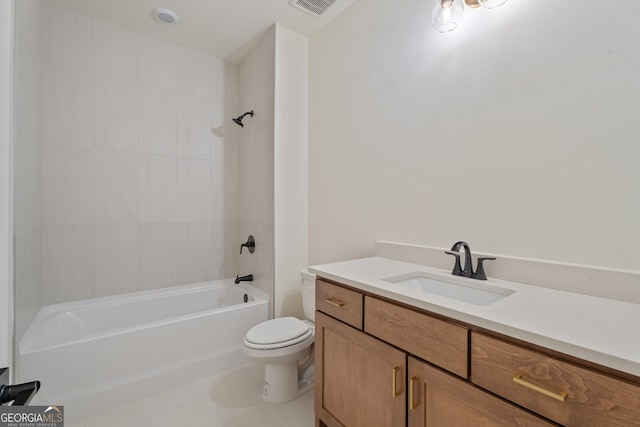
[289,0,338,17]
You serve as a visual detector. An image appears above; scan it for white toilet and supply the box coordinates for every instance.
[243,270,316,403]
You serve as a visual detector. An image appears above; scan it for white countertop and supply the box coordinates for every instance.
[309,257,640,377]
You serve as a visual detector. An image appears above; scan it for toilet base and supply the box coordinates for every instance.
[263,362,314,403]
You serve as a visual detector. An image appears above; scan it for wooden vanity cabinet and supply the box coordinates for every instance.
[314,278,640,427]
[315,311,406,427]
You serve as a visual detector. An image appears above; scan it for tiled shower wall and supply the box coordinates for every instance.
[237,27,276,316]
[13,0,43,341]
[37,5,240,306]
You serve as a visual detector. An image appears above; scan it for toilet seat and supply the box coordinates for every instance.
[244,317,312,350]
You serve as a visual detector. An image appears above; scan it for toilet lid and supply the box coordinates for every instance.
[245,317,311,346]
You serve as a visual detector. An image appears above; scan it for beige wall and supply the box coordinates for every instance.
[274,25,308,318]
[309,0,640,272]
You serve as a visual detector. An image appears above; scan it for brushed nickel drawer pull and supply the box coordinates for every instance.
[513,375,567,402]
[392,367,401,397]
[324,298,345,308]
[409,376,419,410]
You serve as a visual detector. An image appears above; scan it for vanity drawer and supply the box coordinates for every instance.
[364,296,468,378]
[316,279,363,329]
[471,333,640,427]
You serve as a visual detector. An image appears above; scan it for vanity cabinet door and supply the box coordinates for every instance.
[315,311,406,427]
[407,357,555,427]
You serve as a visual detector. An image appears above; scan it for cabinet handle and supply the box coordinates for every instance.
[392,367,401,397]
[512,375,567,402]
[324,298,345,308]
[409,376,419,410]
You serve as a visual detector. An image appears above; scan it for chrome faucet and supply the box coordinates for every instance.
[445,241,496,280]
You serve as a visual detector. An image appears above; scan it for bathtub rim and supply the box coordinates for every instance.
[20,279,269,354]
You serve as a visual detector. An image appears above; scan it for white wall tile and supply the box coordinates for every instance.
[93,224,138,297]
[42,63,94,147]
[14,0,43,342]
[211,57,225,101]
[211,161,237,223]
[41,225,93,305]
[178,158,211,223]
[16,0,43,132]
[14,120,41,234]
[93,149,137,223]
[14,230,41,341]
[211,61,238,162]
[235,28,277,312]
[137,223,178,291]
[139,34,177,90]
[177,223,212,285]
[238,152,273,225]
[137,154,178,223]
[139,85,178,156]
[43,4,93,71]
[41,145,94,225]
[27,8,243,307]
[211,221,237,280]
[177,47,212,98]
[178,93,212,159]
[255,82,275,156]
[222,62,240,163]
[238,221,274,302]
[93,19,138,81]
[94,74,139,152]
[14,0,30,114]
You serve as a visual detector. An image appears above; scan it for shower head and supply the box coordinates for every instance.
[232,111,254,128]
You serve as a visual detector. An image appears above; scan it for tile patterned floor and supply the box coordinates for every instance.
[65,363,315,427]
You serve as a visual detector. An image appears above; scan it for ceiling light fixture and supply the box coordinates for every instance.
[431,0,507,33]
[151,7,180,25]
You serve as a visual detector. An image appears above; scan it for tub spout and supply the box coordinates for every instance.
[235,274,253,284]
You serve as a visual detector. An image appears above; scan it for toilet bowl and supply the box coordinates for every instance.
[242,271,316,403]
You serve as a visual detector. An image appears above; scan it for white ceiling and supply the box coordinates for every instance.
[45,0,356,63]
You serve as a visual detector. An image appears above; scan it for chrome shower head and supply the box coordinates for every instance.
[232,110,254,128]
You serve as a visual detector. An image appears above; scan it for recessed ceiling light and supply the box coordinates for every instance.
[151,8,180,25]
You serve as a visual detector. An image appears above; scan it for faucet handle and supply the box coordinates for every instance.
[474,257,496,280]
[445,250,463,276]
[240,235,255,254]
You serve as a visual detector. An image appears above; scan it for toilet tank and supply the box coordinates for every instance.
[300,270,316,322]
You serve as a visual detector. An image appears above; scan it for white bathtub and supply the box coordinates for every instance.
[18,279,268,421]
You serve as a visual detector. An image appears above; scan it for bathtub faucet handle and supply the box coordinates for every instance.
[240,235,255,254]
[235,274,253,284]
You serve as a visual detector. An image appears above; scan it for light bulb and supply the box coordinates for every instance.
[478,0,507,9]
[431,0,464,33]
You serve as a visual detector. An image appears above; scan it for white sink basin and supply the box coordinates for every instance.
[384,272,515,306]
